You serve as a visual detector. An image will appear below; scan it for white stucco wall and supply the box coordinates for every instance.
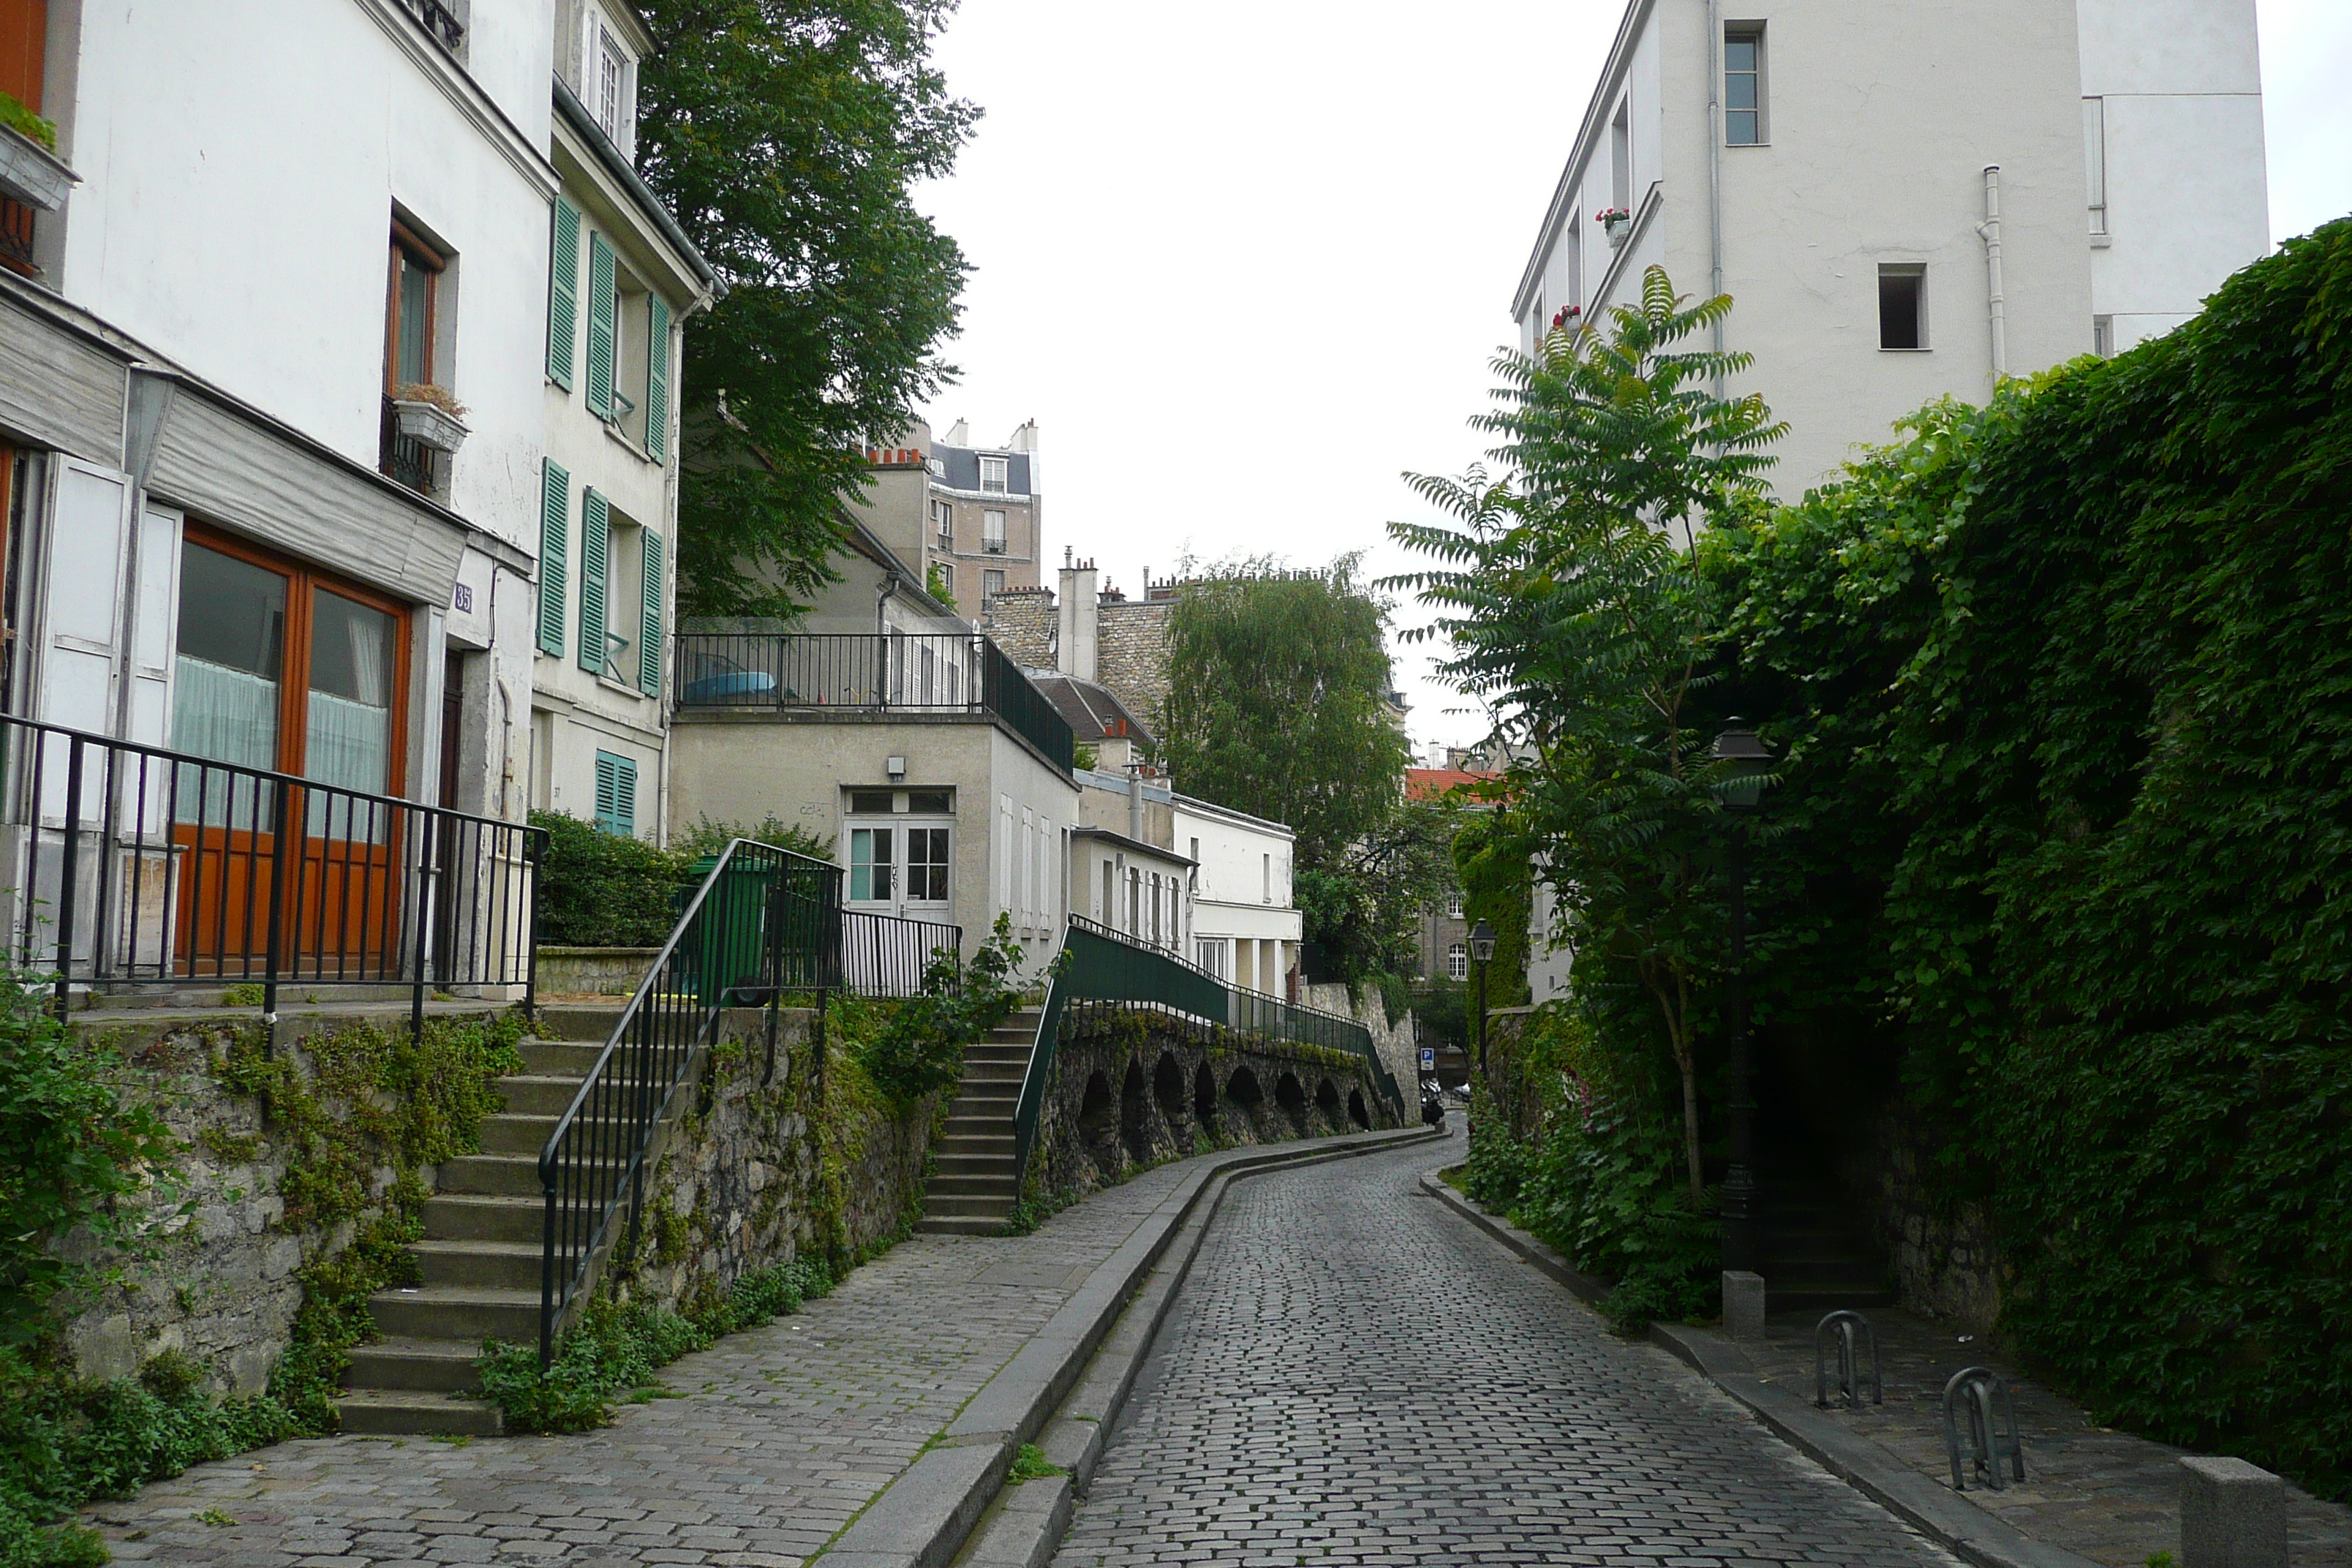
[56,0,555,560]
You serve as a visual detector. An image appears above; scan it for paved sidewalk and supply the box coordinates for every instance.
[83,1159,1210,1568]
[1741,1308,2352,1568]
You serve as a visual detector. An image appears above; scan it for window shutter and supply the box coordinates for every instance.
[594,750,635,836]
[644,295,671,463]
[639,529,663,695]
[579,487,609,676]
[538,459,570,654]
[547,198,580,389]
[585,230,617,418]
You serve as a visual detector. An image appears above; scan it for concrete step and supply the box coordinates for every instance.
[959,1059,1025,1082]
[923,1192,1015,1219]
[423,1194,543,1245]
[949,1086,1017,1109]
[477,1113,565,1155]
[496,1074,600,1115]
[344,1337,486,1394]
[336,1388,503,1437]
[939,1133,1014,1156]
[535,1005,627,1038]
[932,1153,1018,1179]
[927,1175,1017,1198]
[413,1239,543,1292]
[917,1213,1011,1237]
[367,1284,540,1343]
[517,1039,609,1075]
[1769,1285,1900,1313]
[434,1154,548,1197]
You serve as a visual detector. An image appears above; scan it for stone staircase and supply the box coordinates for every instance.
[337,1005,621,1436]
[918,1006,1042,1236]
[1757,1159,1898,1316]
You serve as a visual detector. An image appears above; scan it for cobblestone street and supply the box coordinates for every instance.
[1055,1129,1965,1567]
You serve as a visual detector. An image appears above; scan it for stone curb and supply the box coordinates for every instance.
[814,1123,1443,1568]
[1416,1169,1612,1305]
[1414,1169,2100,1568]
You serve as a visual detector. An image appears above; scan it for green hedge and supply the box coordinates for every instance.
[1707,218,2352,1495]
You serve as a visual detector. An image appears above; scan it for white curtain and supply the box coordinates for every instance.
[305,614,391,839]
[170,656,279,826]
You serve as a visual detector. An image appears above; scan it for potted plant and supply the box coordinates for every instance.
[1596,206,1632,246]
[1550,304,1583,331]
[389,382,470,454]
[0,88,75,213]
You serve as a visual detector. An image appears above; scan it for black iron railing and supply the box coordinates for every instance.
[1009,916,1405,1180]
[0,714,542,1025]
[379,397,436,494]
[396,0,466,50]
[674,631,1076,772]
[535,840,960,1360]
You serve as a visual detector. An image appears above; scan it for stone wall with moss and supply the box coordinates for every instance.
[1021,1005,1400,1207]
[604,1006,942,1321]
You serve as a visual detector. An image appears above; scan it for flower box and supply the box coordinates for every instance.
[0,123,75,212]
[391,397,470,454]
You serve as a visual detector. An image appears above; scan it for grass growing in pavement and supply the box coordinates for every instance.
[1006,1444,1066,1482]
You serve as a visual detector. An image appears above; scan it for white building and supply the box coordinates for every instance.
[0,0,552,983]
[531,4,717,841]
[1172,792,1301,995]
[1512,0,2269,493]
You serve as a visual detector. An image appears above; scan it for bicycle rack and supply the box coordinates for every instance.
[1814,1310,1882,1409]
[1941,1366,2027,1491]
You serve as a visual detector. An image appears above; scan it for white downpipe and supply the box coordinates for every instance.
[1977,165,2008,383]
[1707,0,1727,394]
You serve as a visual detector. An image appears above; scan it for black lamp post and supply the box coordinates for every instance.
[1467,919,1498,1079]
[1713,724,1771,1275]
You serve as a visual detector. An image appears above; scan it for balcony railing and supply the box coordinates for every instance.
[0,713,543,1025]
[396,0,466,50]
[675,632,1076,772]
[379,396,437,494]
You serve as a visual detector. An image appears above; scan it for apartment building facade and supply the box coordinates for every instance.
[0,0,559,991]
[1513,0,2269,492]
[531,2,716,841]
[856,416,1043,617]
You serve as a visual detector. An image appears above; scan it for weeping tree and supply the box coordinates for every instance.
[1159,559,1438,981]
[636,0,979,615]
[1386,267,1783,1201]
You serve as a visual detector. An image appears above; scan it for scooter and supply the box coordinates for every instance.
[1420,1078,1447,1132]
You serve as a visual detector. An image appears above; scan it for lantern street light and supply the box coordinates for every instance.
[1713,724,1772,1275]
[1467,918,1499,1080]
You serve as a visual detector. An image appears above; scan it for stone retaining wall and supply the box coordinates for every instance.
[1022,1004,1402,1205]
[1865,1104,2008,1332]
[536,946,659,996]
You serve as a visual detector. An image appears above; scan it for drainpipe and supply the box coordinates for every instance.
[1126,759,1145,843]
[1977,166,2008,384]
[1706,0,1726,397]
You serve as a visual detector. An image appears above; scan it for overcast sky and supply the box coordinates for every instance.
[914,1,2352,760]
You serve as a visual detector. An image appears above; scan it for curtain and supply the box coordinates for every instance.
[304,608,391,840]
[170,656,279,826]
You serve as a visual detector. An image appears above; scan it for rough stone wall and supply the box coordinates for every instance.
[1022,1006,1400,1204]
[60,1022,299,1395]
[537,947,659,996]
[981,589,1057,668]
[1095,598,1174,728]
[1866,1105,2008,1332]
[1301,981,1419,1103]
[614,1008,941,1318]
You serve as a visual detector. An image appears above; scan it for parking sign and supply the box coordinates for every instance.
[1420,1047,1436,1069]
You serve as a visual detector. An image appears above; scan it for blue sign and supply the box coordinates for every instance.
[1420,1047,1436,1069]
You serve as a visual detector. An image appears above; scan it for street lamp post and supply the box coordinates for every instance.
[1713,725,1771,1277]
[1467,919,1498,1082]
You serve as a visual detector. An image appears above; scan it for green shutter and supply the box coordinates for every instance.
[579,487,609,677]
[644,295,671,462]
[547,197,580,389]
[638,529,663,695]
[537,459,570,654]
[593,750,636,836]
[585,230,617,419]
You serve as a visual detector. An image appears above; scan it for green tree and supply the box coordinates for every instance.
[1160,559,1433,981]
[1388,266,1782,1200]
[636,0,979,616]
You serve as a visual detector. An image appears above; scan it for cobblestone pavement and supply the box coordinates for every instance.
[1743,1308,2352,1568]
[1055,1128,1967,1567]
[84,1161,1208,1568]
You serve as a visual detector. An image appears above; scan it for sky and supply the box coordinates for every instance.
[913,1,2352,761]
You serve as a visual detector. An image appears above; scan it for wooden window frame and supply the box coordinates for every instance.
[180,521,412,795]
[385,220,445,395]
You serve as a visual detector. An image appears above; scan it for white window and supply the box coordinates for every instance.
[2093,315,2115,358]
[1000,794,1015,914]
[1444,889,1465,917]
[1447,942,1469,981]
[1020,806,1035,921]
[1262,852,1271,905]
[980,455,1009,494]
[1725,29,1764,146]
[1196,938,1223,976]
[850,826,894,902]
[1610,99,1631,212]
[2084,97,2108,237]
[1880,266,1927,351]
[932,498,954,542]
[983,568,1005,600]
[983,509,1007,554]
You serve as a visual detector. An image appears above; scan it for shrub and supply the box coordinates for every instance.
[856,914,1030,1104]
[532,810,692,947]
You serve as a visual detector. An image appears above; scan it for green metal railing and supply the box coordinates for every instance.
[1009,916,1406,1180]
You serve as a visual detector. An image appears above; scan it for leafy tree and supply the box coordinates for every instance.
[636,0,979,615]
[1388,266,1782,1200]
[1160,559,1437,981]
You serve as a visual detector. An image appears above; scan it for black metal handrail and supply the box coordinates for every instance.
[534,840,962,1360]
[0,712,543,1030]
[674,631,1077,772]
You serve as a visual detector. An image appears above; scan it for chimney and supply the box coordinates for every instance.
[943,418,970,447]
[1058,556,1099,681]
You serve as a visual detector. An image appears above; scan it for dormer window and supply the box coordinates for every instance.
[598,29,627,140]
[579,6,638,157]
[980,455,1009,494]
